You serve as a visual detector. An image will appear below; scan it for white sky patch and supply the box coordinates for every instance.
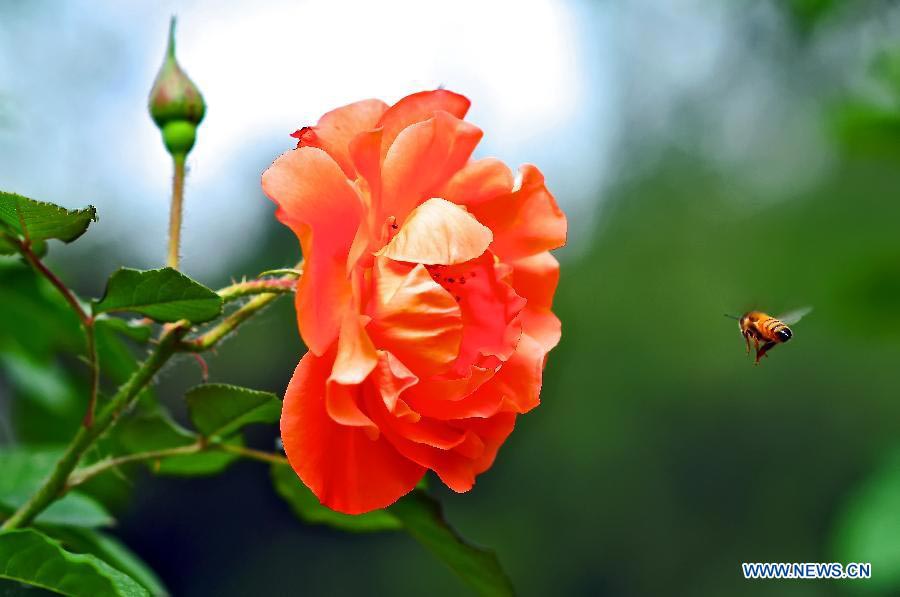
[160,0,587,187]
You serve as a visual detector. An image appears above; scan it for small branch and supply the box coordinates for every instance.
[12,236,99,428]
[82,324,99,428]
[16,238,90,326]
[216,443,289,466]
[166,154,186,269]
[67,441,205,490]
[256,268,303,278]
[179,262,303,351]
[67,440,287,491]
[217,277,297,303]
[179,291,282,352]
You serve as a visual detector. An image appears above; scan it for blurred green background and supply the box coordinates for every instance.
[3,0,900,595]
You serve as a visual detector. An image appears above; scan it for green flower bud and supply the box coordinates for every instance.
[148,17,205,158]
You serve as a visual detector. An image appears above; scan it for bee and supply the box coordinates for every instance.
[725,307,812,365]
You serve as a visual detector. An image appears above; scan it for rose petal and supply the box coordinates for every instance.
[485,333,545,414]
[437,158,514,207]
[324,383,377,434]
[294,98,388,178]
[377,89,471,155]
[349,127,384,195]
[403,335,545,420]
[330,312,378,386]
[379,111,482,226]
[281,351,425,514]
[364,389,477,492]
[262,147,362,354]
[452,413,516,475]
[367,258,463,377]
[325,312,379,431]
[471,165,567,260]
[510,252,562,352]
[377,198,492,265]
[368,352,468,449]
[402,366,496,414]
[439,253,526,374]
[405,379,504,420]
[372,351,418,413]
[404,334,546,420]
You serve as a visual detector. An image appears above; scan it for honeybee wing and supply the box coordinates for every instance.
[778,306,812,326]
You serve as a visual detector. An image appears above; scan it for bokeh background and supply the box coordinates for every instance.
[3,0,900,595]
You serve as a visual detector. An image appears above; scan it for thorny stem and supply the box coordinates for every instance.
[217,443,289,466]
[180,291,284,352]
[82,324,99,428]
[66,441,206,490]
[17,238,90,325]
[181,263,303,350]
[14,236,99,428]
[66,441,288,491]
[166,154,186,269]
[217,277,297,303]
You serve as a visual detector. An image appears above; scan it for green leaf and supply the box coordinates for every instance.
[186,383,281,438]
[0,191,96,243]
[0,262,83,357]
[94,267,222,323]
[389,491,514,597]
[0,448,113,528]
[95,316,153,343]
[0,232,17,255]
[94,324,142,387]
[0,264,90,443]
[270,463,402,532]
[46,528,168,597]
[832,448,900,591]
[0,529,148,597]
[30,238,50,257]
[114,412,238,476]
[0,351,73,414]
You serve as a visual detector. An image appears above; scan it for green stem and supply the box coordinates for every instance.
[0,323,187,530]
[179,292,282,352]
[82,323,99,428]
[166,154,186,269]
[18,240,90,325]
[216,443,289,466]
[66,441,205,490]
[15,237,99,428]
[182,262,303,350]
[66,441,287,493]
[217,277,296,303]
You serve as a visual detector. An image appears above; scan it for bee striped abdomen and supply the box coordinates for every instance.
[761,317,792,343]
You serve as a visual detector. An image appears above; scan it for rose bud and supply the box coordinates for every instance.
[148,17,205,158]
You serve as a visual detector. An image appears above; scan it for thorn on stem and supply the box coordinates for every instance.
[192,353,209,381]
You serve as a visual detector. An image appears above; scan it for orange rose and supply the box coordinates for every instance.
[262,90,566,513]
